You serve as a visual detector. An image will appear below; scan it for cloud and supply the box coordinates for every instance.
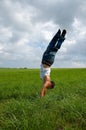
[0,0,86,68]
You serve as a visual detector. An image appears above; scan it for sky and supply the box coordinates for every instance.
[0,0,86,68]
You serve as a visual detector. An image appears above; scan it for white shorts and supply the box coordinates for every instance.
[40,64,51,80]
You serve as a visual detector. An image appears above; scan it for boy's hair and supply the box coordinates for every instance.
[51,81,55,89]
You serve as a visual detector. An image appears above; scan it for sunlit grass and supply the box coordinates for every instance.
[0,68,86,130]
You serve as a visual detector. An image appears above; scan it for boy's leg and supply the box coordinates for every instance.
[56,29,66,49]
[45,29,61,52]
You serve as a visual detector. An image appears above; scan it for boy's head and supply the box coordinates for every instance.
[51,81,55,89]
[47,80,55,89]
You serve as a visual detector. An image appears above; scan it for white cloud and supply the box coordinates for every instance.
[0,0,86,68]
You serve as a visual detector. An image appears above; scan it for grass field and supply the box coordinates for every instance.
[0,68,86,130]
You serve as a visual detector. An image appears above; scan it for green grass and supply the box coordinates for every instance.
[0,68,86,130]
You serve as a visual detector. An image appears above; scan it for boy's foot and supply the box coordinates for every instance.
[57,29,61,38]
[56,29,67,49]
[61,29,67,37]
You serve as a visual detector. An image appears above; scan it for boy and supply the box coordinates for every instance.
[40,29,66,97]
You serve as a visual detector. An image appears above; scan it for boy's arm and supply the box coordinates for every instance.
[40,81,49,97]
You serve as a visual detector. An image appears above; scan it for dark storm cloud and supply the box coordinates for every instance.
[16,0,85,29]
